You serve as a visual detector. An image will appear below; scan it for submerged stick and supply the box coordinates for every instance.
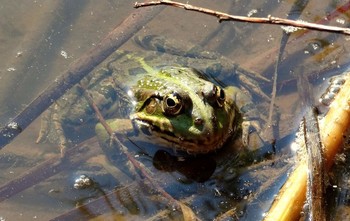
[0,1,165,149]
[135,0,350,35]
[264,73,350,220]
[303,107,326,221]
[266,0,309,145]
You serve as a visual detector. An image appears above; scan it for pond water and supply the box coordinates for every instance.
[1,0,350,220]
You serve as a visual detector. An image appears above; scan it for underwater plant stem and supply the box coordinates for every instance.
[265,74,350,220]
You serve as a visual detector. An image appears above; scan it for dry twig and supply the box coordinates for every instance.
[135,0,350,35]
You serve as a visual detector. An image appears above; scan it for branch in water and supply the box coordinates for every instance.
[0,1,165,149]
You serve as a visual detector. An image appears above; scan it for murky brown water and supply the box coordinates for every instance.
[1,0,350,220]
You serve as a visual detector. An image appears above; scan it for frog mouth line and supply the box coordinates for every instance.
[132,118,178,139]
[132,118,222,153]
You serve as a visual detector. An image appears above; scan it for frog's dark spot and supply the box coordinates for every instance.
[210,115,218,130]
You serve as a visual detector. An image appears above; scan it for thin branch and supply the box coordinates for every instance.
[135,0,350,35]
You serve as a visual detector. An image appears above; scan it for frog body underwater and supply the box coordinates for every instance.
[37,35,267,154]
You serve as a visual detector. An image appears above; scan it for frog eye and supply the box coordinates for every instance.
[204,85,226,108]
[216,88,225,107]
[162,93,183,115]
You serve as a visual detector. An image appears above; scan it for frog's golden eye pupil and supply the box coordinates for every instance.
[166,97,176,107]
[162,93,182,115]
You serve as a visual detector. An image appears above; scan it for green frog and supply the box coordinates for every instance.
[36,35,268,155]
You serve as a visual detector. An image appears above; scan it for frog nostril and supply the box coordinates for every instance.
[194,118,204,126]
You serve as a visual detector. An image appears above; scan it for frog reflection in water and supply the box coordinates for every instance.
[37,35,268,156]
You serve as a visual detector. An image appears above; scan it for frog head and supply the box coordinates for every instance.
[129,67,238,154]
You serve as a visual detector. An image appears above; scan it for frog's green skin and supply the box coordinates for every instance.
[37,35,264,154]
